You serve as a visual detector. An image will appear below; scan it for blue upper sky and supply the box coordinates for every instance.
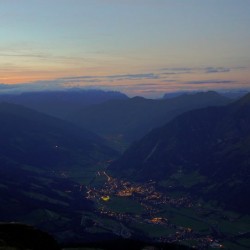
[0,0,250,97]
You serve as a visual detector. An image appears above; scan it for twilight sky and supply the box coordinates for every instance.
[0,0,250,97]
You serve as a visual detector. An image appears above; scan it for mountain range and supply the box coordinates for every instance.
[0,89,128,119]
[68,91,231,143]
[0,90,249,246]
[0,102,117,238]
[110,93,250,213]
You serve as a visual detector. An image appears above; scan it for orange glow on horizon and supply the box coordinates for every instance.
[1,64,250,98]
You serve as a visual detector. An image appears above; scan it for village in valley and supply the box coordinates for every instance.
[79,170,249,250]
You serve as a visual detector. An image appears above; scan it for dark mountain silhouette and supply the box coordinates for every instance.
[0,102,117,169]
[69,91,230,143]
[0,223,61,250]
[163,91,190,99]
[0,102,119,240]
[219,90,249,99]
[0,223,191,250]
[62,238,192,250]
[110,94,250,212]
[0,89,128,119]
[163,90,249,100]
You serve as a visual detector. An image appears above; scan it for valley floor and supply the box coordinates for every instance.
[77,168,250,250]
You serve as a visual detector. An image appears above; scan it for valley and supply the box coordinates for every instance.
[1,1,250,248]
[75,168,250,250]
[0,91,250,250]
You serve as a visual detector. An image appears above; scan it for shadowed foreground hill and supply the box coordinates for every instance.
[0,103,117,240]
[62,239,191,250]
[110,94,250,212]
[0,223,60,250]
[0,224,191,250]
[69,91,230,143]
[0,102,117,169]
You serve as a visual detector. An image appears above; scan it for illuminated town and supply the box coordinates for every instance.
[83,171,228,249]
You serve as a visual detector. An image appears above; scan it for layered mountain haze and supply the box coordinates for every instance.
[0,89,128,119]
[110,94,250,212]
[68,91,231,144]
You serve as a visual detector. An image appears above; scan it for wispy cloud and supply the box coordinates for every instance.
[161,67,194,72]
[204,67,231,74]
[0,65,247,97]
[184,80,236,85]
[0,52,48,59]
[160,66,236,75]
[161,67,194,74]
[106,73,159,80]
[58,76,97,80]
[58,73,160,82]
[0,83,21,90]
[0,49,94,65]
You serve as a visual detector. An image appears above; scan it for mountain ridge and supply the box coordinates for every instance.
[68,91,231,143]
[110,93,250,212]
[0,102,118,169]
[0,89,128,119]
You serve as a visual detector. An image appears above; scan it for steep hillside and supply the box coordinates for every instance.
[0,102,117,169]
[110,94,250,212]
[0,102,118,241]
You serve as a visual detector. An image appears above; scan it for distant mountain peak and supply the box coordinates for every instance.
[0,89,128,119]
[131,96,146,101]
[163,91,223,99]
[195,90,221,95]
[182,91,224,98]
